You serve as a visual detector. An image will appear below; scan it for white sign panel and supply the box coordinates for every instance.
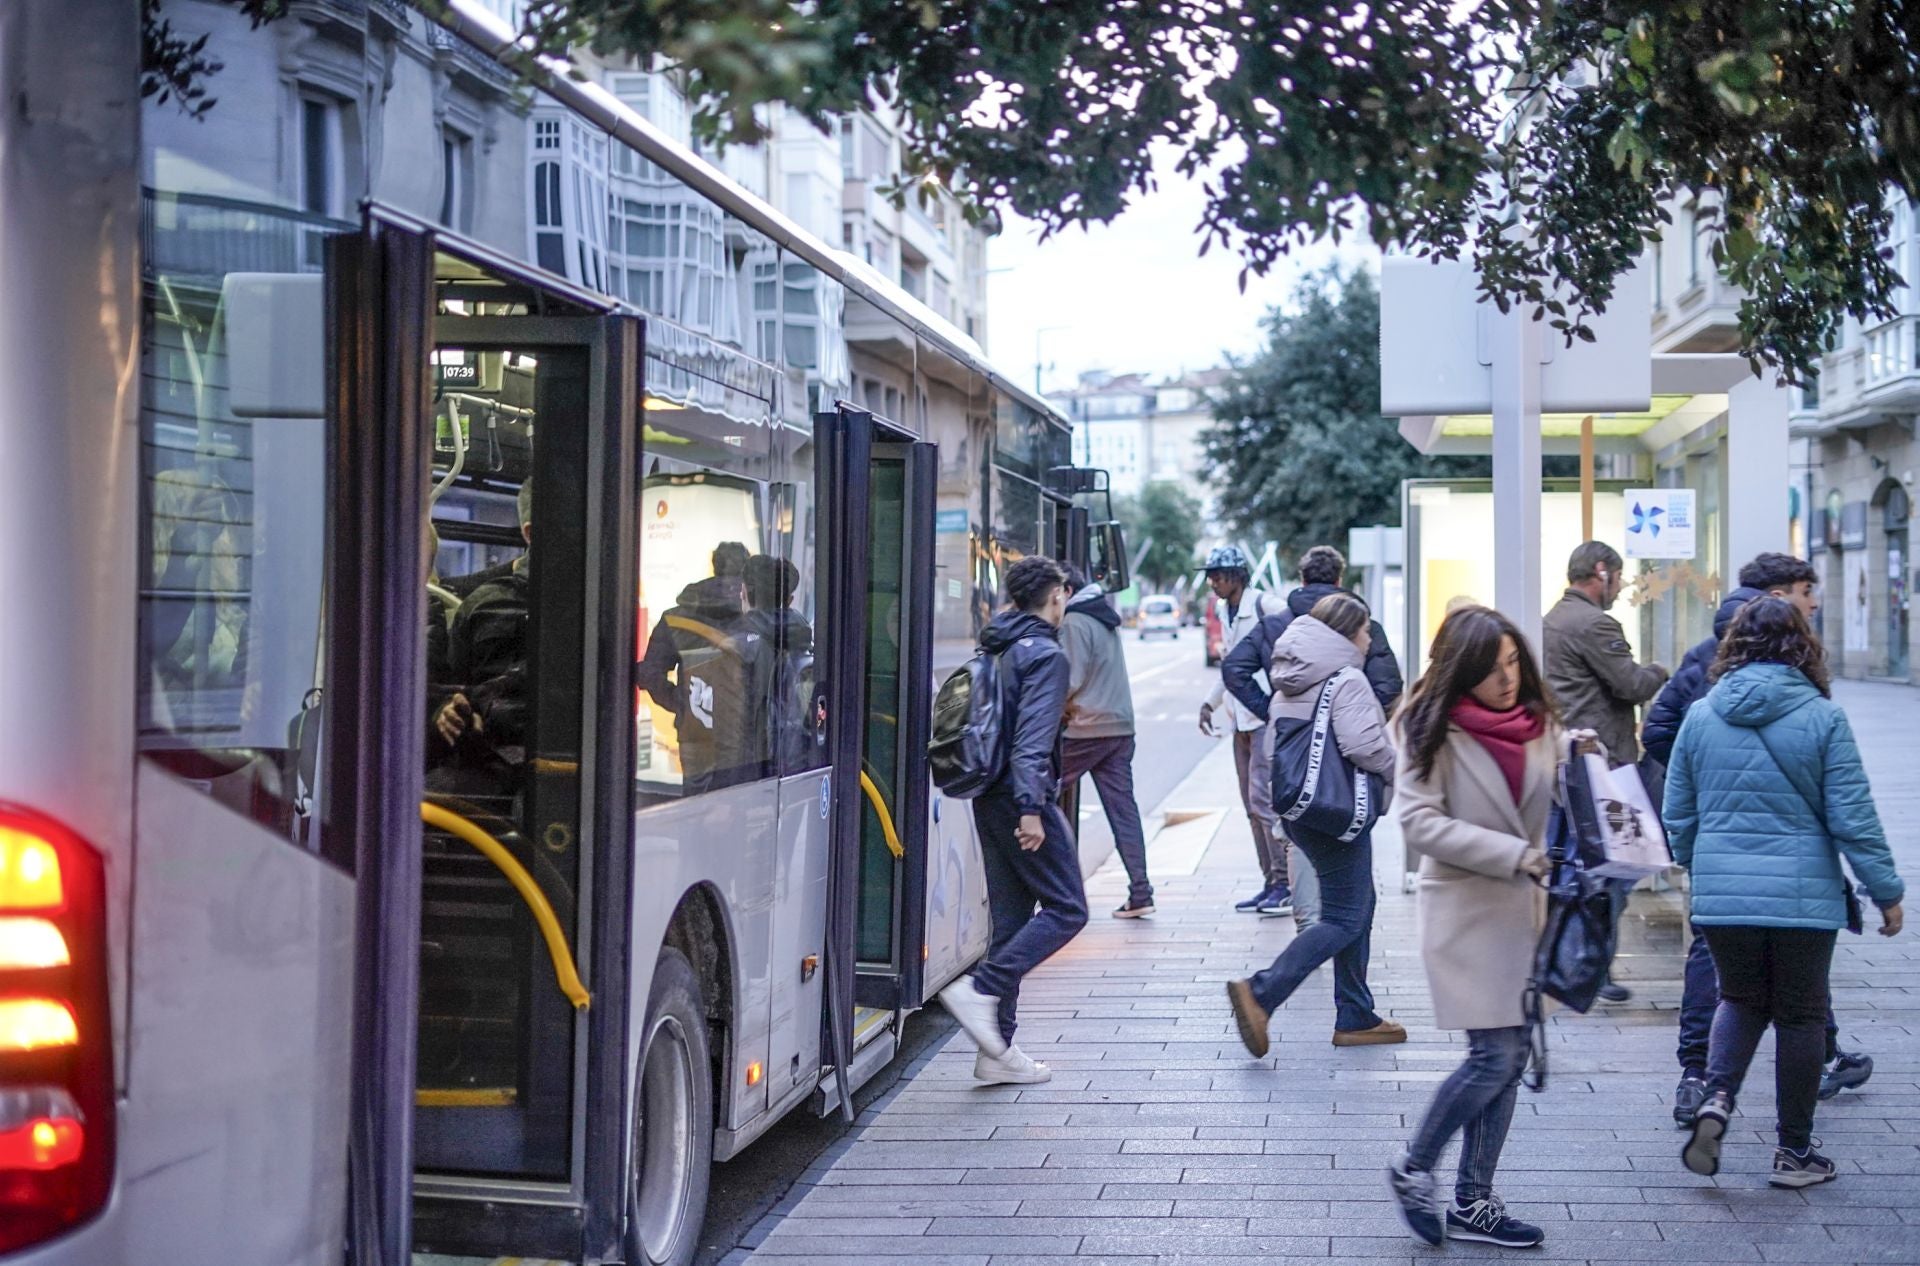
[1622,488,1697,560]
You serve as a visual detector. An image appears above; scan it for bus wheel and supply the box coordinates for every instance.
[627,946,713,1266]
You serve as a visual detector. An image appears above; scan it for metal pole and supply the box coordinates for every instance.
[1580,415,1596,541]
[1492,305,1545,648]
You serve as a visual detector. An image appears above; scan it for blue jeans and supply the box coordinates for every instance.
[1409,1025,1529,1205]
[1061,735,1152,903]
[1248,829,1381,1032]
[970,794,1090,1044]
[1678,925,1844,1075]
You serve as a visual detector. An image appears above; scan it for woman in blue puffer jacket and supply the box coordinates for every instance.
[1664,597,1904,1188]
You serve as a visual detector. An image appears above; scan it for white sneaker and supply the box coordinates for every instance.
[939,976,1008,1057]
[974,1044,1051,1085]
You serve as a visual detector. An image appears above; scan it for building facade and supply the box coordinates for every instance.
[1651,192,1917,684]
[1050,367,1226,528]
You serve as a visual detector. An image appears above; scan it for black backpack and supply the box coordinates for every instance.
[927,648,1008,799]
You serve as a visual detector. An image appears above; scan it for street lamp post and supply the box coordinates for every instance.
[1035,324,1068,395]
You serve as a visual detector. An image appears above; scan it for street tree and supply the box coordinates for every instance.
[147,1,1920,379]
[1199,268,1484,559]
[1112,482,1204,595]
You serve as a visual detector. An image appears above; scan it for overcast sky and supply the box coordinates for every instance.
[985,152,1376,396]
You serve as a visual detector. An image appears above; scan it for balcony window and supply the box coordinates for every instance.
[1686,206,1703,287]
[299,96,343,219]
[439,130,474,233]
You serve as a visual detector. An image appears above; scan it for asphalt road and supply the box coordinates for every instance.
[695,622,1225,1263]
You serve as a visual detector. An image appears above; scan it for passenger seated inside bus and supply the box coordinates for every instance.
[636,541,770,794]
[430,480,533,799]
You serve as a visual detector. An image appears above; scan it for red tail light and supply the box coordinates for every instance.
[0,804,113,1254]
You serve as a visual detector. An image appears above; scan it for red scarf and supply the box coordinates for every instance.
[1449,698,1545,804]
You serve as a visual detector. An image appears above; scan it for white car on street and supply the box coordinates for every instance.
[1138,594,1181,639]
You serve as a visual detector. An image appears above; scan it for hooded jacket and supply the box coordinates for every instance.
[1639,586,1762,766]
[1266,615,1396,781]
[1059,583,1134,740]
[1664,663,1903,929]
[978,608,1070,815]
[1222,582,1405,722]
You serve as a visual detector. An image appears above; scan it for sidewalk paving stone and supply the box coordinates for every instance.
[754,681,1920,1263]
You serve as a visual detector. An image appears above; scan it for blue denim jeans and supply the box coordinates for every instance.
[1409,1025,1529,1205]
[1678,924,1845,1075]
[970,794,1090,1044]
[1061,735,1152,903]
[1248,829,1381,1032]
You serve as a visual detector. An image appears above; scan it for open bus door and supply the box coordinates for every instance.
[329,212,642,1264]
[815,404,937,1117]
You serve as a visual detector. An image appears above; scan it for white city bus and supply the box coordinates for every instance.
[0,2,1124,1264]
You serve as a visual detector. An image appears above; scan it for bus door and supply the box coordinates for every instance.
[334,215,641,1263]
[816,405,937,1111]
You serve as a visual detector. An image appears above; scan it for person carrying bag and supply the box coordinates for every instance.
[1225,593,1403,1056]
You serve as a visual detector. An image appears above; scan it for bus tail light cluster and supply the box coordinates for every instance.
[0,806,113,1254]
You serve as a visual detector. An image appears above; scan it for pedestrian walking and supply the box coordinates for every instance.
[1225,594,1404,1053]
[1647,553,1876,1125]
[1058,568,1154,918]
[1666,597,1905,1187]
[1222,544,1404,927]
[1196,545,1289,914]
[938,556,1090,1085]
[1386,605,1557,1250]
[1543,540,1668,1002]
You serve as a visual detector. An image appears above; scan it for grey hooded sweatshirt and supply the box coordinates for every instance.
[1268,615,1396,781]
[1060,583,1135,740]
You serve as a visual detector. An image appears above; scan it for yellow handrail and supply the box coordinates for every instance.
[420,802,591,1011]
[858,770,905,860]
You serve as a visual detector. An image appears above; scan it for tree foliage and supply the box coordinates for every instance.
[1199,269,1484,559]
[145,0,1920,378]
[1113,482,1204,594]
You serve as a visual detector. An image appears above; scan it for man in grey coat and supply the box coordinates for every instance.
[1542,539,1669,1002]
[1059,570,1154,917]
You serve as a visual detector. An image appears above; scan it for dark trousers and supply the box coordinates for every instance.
[1409,1025,1529,1205]
[1232,728,1287,889]
[1060,735,1152,902]
[1248,829,1381,1032]
[1701,925,1837,1151]
[970,794,1090,1044]
[1677,926,1843,1074]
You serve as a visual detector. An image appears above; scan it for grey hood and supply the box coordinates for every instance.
[1273,615,1365,699]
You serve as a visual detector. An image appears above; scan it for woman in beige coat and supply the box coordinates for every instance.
[1386,605,1558,1252]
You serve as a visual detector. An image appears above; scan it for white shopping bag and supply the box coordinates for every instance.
[1579,753,1671,880]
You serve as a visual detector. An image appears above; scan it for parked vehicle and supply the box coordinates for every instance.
[1139,594,1181,639]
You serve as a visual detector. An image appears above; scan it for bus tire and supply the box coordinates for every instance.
[626,946,713,1266]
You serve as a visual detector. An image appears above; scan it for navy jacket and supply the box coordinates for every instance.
[1221,583,1404,722]
[979,609,1070,815]
[1641,586,1762,766]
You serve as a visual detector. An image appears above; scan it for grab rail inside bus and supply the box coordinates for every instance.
[420,801,591,1010]
[858,769,904,860]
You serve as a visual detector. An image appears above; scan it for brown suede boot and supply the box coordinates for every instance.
[1332,1019,1408,1047]
[1226,979,1270,1058]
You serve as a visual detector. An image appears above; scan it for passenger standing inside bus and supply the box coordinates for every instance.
[432,481,535,798]
[939,556,1089,1085]
[1058,568,1154,918]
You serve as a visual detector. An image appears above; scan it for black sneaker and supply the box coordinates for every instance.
[1682,1090,1732,1176]
[1234,884,1275,913]
[1771,1142,1839,1188]
[1386,1153,1445,1247]
[1447,1195,1545,1248]
[1112,896,1155,919]
[1673,1072,1709,1126]
[1598,979,1632,1003]
[1819,1050,1873,1100]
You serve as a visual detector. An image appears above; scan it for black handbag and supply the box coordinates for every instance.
[1522,755,1620,1091]
[1269,666,1382,843]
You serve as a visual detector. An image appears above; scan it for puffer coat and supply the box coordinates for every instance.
[1664,662,1903,929]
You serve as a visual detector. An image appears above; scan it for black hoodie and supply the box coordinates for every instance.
[1641,585,1764,766]
[1221,582,1405,721]
[978,608,1070,815]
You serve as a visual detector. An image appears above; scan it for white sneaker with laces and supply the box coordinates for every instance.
[974,1044,1051,1085]
[938,975,1008,1057]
